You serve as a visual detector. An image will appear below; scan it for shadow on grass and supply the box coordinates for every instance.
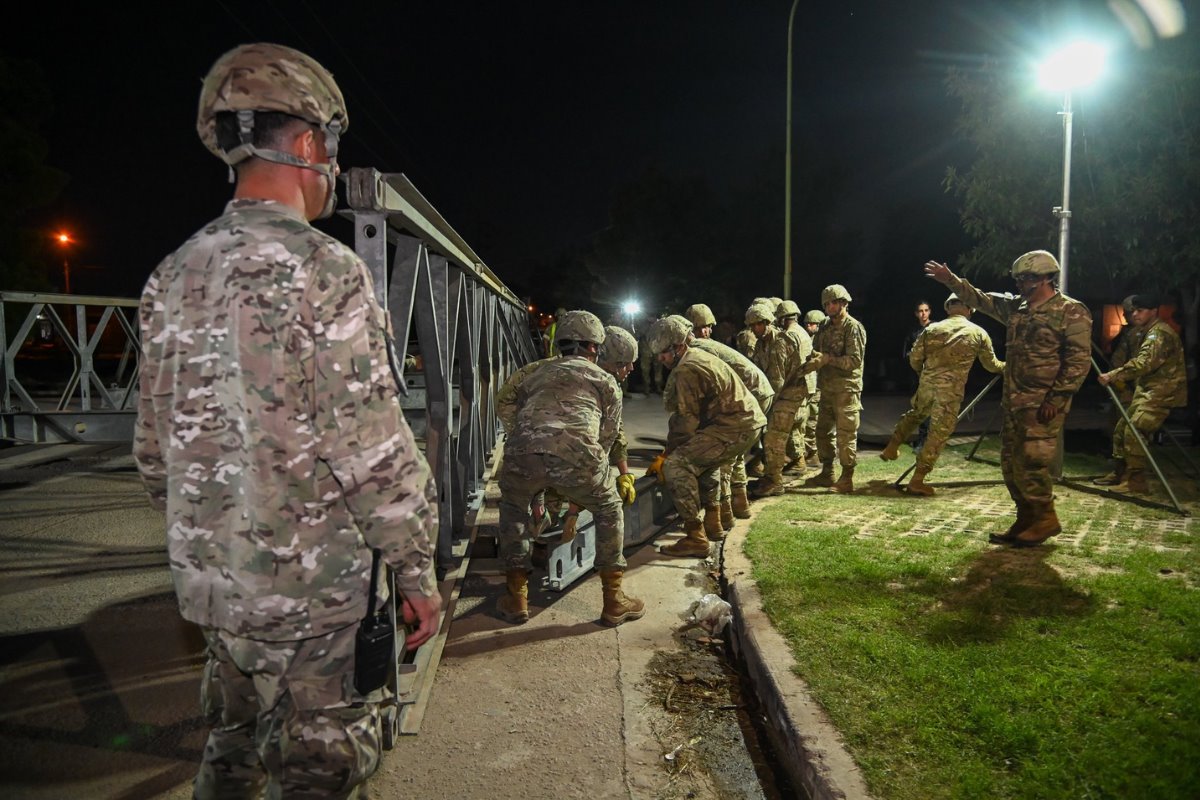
[922,547,1093,646]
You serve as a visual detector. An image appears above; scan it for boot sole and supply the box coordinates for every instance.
[601,608,647,626]
[659,545,711,558]
[498,610,529,624]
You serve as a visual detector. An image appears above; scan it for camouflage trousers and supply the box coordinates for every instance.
[639,351,665,393]
[815,390,861,467]
[803,393,819,459]
[1000,406,1067,513]
[763,394,807,480]
[1111,397,1170,469]
[666,425,764,524]
[890,384,963,472]
[195,625,380,800]
[719,455,749,501]
[499,452,625,571]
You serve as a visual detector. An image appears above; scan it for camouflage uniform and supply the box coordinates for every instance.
[946,274,1092,516]
[811,312,867,467]
[497,357,625,571]
[638,330,665,392]
[1105,318,1187,471]
[662,348,766,527]
[752,324,811,483]
[686,338,774,499]
[135,199,438,798]
[890,314,1004,472]
[780,318,815,463]
[734,326,758,359]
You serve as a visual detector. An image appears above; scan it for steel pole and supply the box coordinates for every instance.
[1055,89,1073,296]
[783,0,799,300]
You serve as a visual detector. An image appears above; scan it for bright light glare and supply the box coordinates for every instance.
[622,300,641,316]
[1038,41,1109,92]
[56,232,72,245]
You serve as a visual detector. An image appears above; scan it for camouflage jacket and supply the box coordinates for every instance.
[752,325,810,401]
[948,276,1092,411]
[664,347,767,452]
[812,313,867,393]
[734,326,757,359]
[1110,318,1187,408]
[498,356,627,465]
[134,199,437,641]
[782,321,817,395]
[910,314,1004,398]
[503,355,622,469]
[690,338,775,411]
[1109,324,1146,395]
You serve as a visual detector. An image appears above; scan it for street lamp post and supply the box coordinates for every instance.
[55,232,73,294]
[1038,41,1108,297]
[783,0,800,301]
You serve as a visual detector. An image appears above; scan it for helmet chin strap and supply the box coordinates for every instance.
[225,111,343,218]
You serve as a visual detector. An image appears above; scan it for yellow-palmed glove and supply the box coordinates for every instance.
[645,453,667,484]
[561,512,579,543]
[617,473,636,505]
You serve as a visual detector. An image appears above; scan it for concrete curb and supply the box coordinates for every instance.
[722,507,874,800]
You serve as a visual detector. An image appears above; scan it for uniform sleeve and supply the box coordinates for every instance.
[948,274,1018,326]
[764,335,788,392]
[496,359,544,433]
[300,248,438,598]
[908,329,926,373]
[1112,327,1167,382]
[598,373,622,456]
[976,329,1004,374]
[1051,302,1094,396]
[667,366,701,451]
[609,420,628,466]
[133,271,168,512]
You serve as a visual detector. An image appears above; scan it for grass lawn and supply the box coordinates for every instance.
[743,436,1200,799]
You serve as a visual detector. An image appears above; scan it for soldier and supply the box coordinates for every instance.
[1104,295,1146,430]
[801,309,825,463]
[645,316,766,558]
[638,317,666,394]
[925,252,1092,546]
[496,311,644,626]
[803,285,867,493]
[1096,295,1187,492]
[677,318,775,526]
[746,302,809,497]
[495,324,639,538]
[734,296,773,359]
[776,300,815,473]
[880,294,1004,495]
[133,44,440,798]
[685,303,717,339]
[902,300,935,445]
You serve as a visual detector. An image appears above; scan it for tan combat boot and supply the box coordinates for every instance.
[496,569,529,624]
[660,519,711,558]
[1120,469,1149,494]
[989,501,1034,544]
[804,462,835,488]
[1013,506,1063,548]
[703,505,725,541]
[599,568,646,626]
[730,486,752,519]
[879,433,904,461]
[906,466,935,496]
[750,475,784,498]
[719,499,735,531]
[783,456,807,474]
[1093,459,1126,486]
[833,465,855,494]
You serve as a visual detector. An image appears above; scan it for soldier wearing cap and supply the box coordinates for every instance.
[496,311,645,626]
[1096,295,1187,493]
[745,301,810,496]
[803,284,868,493]
[925,251,1092,546]
[645,316,766,558]
[1105,295,1146,425]
[134,44,440,797]
[880,293,1004,495]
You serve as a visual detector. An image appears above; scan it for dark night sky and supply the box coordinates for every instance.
[5,0,1178,310]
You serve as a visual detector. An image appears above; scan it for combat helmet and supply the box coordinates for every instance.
[555,310,606,346]
[647,315,692,355]
[599,325,638,365]
[821,284,852,305]
[1010,250,1060,278]
[802,309,826,325]
[197,44,348,215]
[744,303,774,325]
[776,299,801,319]
[684,303,717,328]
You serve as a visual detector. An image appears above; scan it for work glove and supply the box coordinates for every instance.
[801,351,826,375]
[561,512,579,543]
[617,473,637,505]
[645,453,667,484]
